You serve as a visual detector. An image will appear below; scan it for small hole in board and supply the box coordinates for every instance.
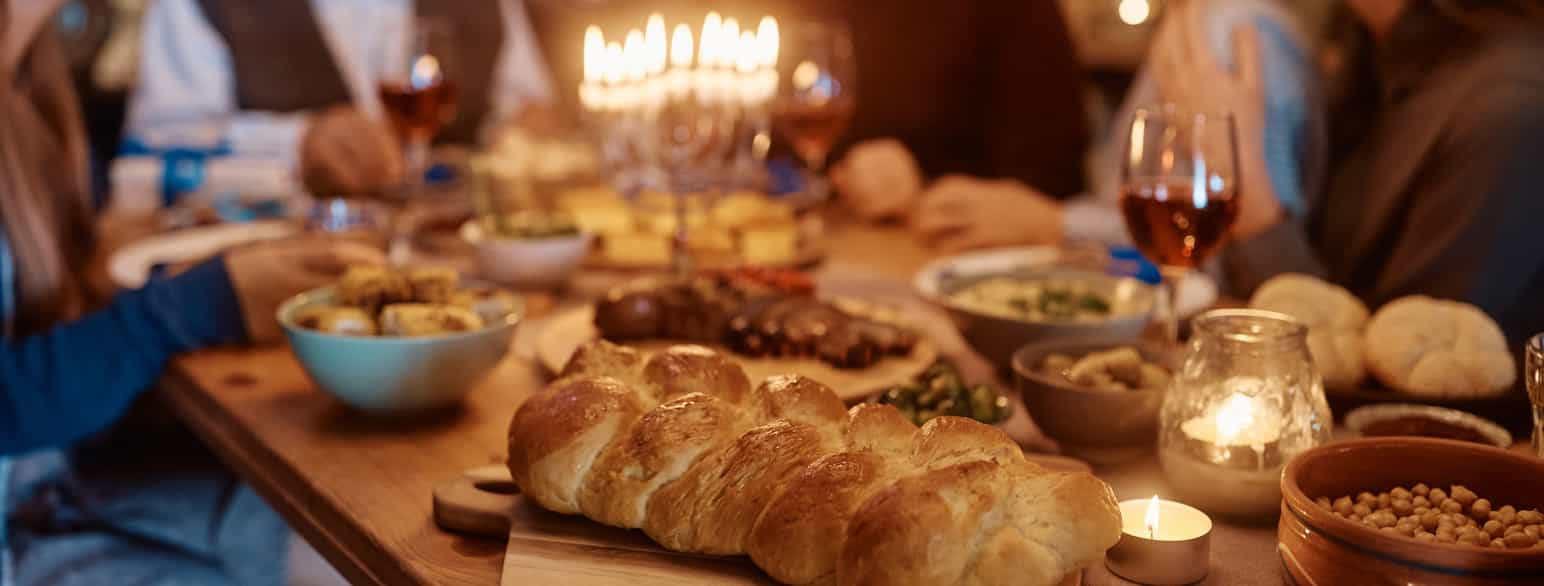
[474,481,520,495]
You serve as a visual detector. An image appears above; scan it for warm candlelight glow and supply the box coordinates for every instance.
[1119,0,1152,26]
[700,12,723,67]
[602,41,624,85]
[792,60,819,90]
[644,14,668,75]
[1144,495,1161,538]
[720,18,741,68]
[756,16,779,68]
[583,26,605,83]
[735,31,759,73]
[670,24,694,68]
[622,29,646,82]
[1214,393,1256,444]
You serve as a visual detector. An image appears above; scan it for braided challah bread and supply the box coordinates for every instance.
[508,340,1121,585]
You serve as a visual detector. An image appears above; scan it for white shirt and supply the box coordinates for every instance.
[124,0,554,169]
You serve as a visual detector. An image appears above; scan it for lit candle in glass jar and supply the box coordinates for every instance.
[1158,309,1332,521]
[1106,496,1212,585]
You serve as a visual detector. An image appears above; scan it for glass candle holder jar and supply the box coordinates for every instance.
[1159,309,1332,520]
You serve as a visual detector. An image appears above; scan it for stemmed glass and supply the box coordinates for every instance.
[376,16,459,197]
[650,61,730,276]
[1119,105,1240,343]
[771,21,857,201]
[1527,334,1543,458]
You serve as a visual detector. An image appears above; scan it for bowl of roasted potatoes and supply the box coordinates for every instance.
[278,266,521,412]
[1012,337,1176,460]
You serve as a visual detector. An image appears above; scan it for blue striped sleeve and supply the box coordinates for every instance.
[0,257,247,455]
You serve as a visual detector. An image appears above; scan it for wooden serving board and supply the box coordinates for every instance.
[434,461,1091,585]
[435,466,773,585]
[535,306,939,403]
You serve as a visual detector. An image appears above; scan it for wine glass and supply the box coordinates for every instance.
[1119,105,1239,343]
[376,16,459,197]
[771,21,857,200]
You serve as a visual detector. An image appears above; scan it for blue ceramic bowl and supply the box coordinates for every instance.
[277,287,520,413]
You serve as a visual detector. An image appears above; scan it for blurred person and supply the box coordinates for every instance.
[125,0,556,196]
[836,0,1321,253]
[2,1,381,583]
[1215,0,1544,341]
[821,0,1090,225]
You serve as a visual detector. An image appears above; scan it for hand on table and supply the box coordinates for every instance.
[300,106,405,197]
[1150,2,1278,240]
[910,175,1063,252]
[830,138,923,221]
[226,237,385,344]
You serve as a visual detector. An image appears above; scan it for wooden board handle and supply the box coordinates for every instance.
[433,465,520,538]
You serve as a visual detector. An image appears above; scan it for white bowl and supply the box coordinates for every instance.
[277,287,520,413]
[460,220,592,288]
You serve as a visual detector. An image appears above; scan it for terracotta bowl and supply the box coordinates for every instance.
[1280,437,1544,585]
[1011,337,1175,462]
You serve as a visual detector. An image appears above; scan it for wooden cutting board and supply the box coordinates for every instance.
[434,466,772,585]
[535,306,939,403]
[434,457,1094,585]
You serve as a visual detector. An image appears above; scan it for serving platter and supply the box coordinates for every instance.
[536,306,938,403]
[433,460,1090,586]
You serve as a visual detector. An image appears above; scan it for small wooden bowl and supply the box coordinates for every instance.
[1280,437,1544,585]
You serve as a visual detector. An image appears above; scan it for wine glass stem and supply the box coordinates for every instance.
[405,138,430,198]
[1158,266,1186,344]
[803,151,830,201]
[671,183,693,278]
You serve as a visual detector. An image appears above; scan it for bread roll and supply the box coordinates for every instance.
[1363,296,1515,398]
[1249,274,1370,389]
[507,341,1121,585]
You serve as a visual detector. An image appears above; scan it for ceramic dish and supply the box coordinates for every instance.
[1012,337,1176,462]
[460,220,592,288]
[911,246,1218,314]
[108,221,297,288]
[930,266,1156,369]
[1280,437,1544,585]
[277,286,521,413]
[1344,403,1512,448]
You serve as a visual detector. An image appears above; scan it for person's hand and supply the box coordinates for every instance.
[910,175,1063,252]
[300,106,405,197]
[830,138,923,221]
[1150,3,1279,239]
[226,237,385,344]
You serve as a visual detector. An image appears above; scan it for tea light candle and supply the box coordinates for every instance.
[1161,383,1289,518]
[1106,496,1212,585]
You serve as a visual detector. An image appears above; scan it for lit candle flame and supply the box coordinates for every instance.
[1215,393,1257,445]
[735,31,758,73]
[670,23,694,68]
[700,12,723,68]
[756,16,779,68]
[1144,495,1161,539]
[602,41,624,85]
[622,29,646,82]
[720,18,741,68]
[583,25,605,83]
[644,14,667,75]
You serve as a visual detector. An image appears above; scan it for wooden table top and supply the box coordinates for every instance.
[158,221,973,586]
[156,219,1532,585]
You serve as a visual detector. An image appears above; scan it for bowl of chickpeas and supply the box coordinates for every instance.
[1280,437,1544,584]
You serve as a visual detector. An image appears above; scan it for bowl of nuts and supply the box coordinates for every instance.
[1280,437,1544,585]
[1011,337,1177,462]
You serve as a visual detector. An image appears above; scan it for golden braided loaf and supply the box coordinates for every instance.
[508,341,1122,585]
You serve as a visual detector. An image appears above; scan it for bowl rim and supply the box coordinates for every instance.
[1281,436,1544,565]
[928,266,1157,326]
[459,217,593,245]
[1010,336,1174,397]
[1342,403,1513,449]
[276,284,523,344]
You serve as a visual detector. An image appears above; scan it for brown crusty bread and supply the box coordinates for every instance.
[508,341,1121,585]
